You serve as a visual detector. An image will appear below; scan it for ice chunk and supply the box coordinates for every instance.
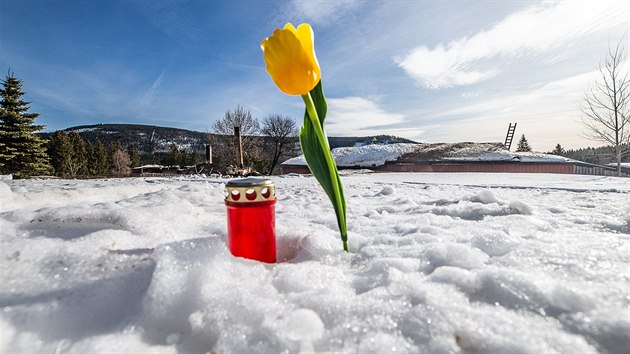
[284,308,325,352]
[509,200,533,215]
[471,230,520,256]
[471,190,499,204]
[0,317,16,353]
[424,243,489,272]
[506,216,540,237]
[376,186,395,196]
[0,182,12,211]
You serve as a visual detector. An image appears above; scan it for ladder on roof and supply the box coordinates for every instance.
[504,123,517,151]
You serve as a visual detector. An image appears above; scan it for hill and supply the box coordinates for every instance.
[38,124,418,154]
[38,124,210,155]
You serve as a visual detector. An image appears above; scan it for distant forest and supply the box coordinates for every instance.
[38,124,417,164]
[39,124,628,166]
[558,144,629,165]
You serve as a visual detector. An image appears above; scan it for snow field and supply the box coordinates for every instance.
[0,173,629,353]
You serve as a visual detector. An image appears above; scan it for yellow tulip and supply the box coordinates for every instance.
[261,23,321,96]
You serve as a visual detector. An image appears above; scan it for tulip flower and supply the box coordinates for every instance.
[261,23,321,96]
[261,23,348,252]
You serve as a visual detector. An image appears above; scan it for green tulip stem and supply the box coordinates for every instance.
[301,92,348,252]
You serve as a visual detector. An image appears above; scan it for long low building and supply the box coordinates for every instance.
[281,142,628,177]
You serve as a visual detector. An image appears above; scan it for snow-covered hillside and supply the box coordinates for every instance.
[284,143,421,167]
[1,173,629,353]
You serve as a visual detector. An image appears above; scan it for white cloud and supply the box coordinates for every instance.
[287,0,360,25]
[397,0,627,89]
[325,97,409,136]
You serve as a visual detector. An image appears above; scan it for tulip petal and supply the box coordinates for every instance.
[261,23,321,95]
[283,23,297,33]
[296,23,320,78]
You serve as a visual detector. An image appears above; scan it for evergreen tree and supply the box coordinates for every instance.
[162,144,181,166]
[515,134,532,152]
[186,150,202,166]
[92,141,109,176]
[85,141,96,175]
[128,144,140,168]
[0,135,17,172]
[47,131,89,177]
[0,71,51,177]
[48,131,73,176]
[551,143,565,155]
[69,131,89,176]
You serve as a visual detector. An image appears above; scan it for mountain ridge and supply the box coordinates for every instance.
[38,123,419,153]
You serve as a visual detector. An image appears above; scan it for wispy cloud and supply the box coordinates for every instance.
[286,0,360,25]
[396,1,627,89]
[139,72,163,107]
[325,97,425,139]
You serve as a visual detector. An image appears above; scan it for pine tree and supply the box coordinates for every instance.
[93,141,109,176]
[515,134,532,152]
[186,150,202,166]
[162,144,181,166]
[69,131,89,176]
[0,71,51,177]
[47,131,90,177]
[128,144,140,168]
[48,131,73,176]
[0,140,15,171]
[551,143,565,155]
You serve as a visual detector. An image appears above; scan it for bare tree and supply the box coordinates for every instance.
[261,114,298,175]
[580,38,630,176]
[210,105,262,171]
[111,149,131,176]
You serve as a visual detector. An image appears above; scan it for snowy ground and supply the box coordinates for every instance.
[1,173,629,353]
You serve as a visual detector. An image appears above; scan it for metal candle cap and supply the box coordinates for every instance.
[225,178,276,203]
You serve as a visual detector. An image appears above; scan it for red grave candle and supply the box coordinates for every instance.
[225,178,276,263]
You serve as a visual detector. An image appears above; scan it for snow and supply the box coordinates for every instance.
[284,143,420,167]
[284,142,576,168]
[446,151,573,163]
[69,127,98,133]
[1,173,629,353]
[608,162,630,169]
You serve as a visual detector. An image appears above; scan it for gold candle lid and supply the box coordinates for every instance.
[225,178,276,203]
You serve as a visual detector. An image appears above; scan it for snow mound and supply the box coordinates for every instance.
[449,150,573,162]
[284,142,575,168]
[408,142,573,163]
[283,143,420,167]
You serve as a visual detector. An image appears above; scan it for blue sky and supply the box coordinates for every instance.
[1,0,628,151]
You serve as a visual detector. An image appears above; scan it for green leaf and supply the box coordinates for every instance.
[300,81,348,249]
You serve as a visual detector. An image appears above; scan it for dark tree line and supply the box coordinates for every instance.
[161,143,203,167]
[549,143,629,165]
[47,131,141,177]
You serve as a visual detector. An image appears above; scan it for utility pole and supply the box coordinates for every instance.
[205,144,212,164]
[234,126,243,168]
